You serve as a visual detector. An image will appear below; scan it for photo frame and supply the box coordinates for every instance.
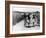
[5,1,45,37]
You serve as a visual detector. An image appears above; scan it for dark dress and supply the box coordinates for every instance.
[24,13,27,26]
[27,14,30,26]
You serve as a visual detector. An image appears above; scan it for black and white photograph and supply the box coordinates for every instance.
[5,1,45,37]
[10,4,43,34]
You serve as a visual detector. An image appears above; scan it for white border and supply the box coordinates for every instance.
[10,4,43,34]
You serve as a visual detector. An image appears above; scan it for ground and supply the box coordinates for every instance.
[12,20,40,32]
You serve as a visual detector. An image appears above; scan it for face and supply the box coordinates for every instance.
[26,13,28,15]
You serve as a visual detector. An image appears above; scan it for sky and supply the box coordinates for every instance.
[10,4,42,12]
